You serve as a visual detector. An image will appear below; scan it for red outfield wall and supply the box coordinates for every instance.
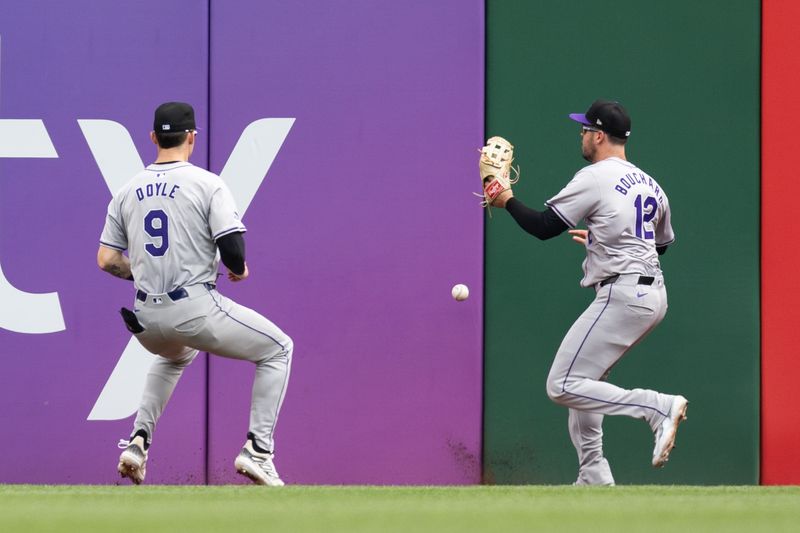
[762,0,800,485]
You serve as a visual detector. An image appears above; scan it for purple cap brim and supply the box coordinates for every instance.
[569,113,592,126]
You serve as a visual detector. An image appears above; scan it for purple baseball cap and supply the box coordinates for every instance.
[569,99,631,138]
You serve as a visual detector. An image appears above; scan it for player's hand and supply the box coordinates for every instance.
[493,189,514,208]
[228,263,249,282]
[569,229,588,245]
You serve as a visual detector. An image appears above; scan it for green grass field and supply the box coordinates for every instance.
[1,485,799,532]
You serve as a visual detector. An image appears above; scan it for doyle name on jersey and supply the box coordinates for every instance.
[101,161,246,295]
[134,176,180,201]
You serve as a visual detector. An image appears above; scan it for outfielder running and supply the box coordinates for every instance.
[97,102,292,486]
[481,100,687,485]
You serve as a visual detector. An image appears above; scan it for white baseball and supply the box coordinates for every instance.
[451,283,469,301]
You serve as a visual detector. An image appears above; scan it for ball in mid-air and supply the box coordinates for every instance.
[451,283,469,301]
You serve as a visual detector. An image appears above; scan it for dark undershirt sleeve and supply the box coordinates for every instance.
[506,197,669,253]
[505,197,570,240]
[216,231,246,275]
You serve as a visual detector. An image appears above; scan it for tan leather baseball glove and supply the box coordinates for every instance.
[477,136,519,213]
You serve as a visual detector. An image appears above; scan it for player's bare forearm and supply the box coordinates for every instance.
[103,262,132,280]
[97,246,134,281]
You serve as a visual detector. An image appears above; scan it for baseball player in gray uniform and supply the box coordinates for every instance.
[492,100,688,485]
[97,102,292,486]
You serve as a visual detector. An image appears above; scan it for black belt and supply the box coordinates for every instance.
[136,282,215,302]
[599,274,654,287]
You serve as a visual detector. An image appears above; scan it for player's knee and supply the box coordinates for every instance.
[282,337,294,358]
[263,336,293,363]
[546,377,567,403]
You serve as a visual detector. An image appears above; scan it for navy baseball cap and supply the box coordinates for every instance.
[153,102,196,132]
[569,99,631,139]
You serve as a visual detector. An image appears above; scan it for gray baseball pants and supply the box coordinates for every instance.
[130,283,292,452]
[546,273,675,485]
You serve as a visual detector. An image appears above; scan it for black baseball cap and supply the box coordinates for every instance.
[569,99,631,139]
[153,102,196,132]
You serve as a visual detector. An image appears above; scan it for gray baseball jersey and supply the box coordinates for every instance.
[539,156,683,486]
[100,162,246,294]
[545,156,675,287]
[100,161,292,457]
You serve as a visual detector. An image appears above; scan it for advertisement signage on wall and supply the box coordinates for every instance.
[0,0,484,485]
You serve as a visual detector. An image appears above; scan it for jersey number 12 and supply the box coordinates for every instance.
[634,195,657,240]
[144,209,169,257]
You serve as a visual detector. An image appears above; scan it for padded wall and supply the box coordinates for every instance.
[0,0,484,485]
[483,0,760,484]
[0,0,209,483]
[204,0,486,484]
[761,0,800,485]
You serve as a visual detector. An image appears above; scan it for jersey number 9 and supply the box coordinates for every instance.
[144,209,169,257]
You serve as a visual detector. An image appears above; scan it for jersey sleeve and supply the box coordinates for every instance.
[99,196,128,251]
[208,182,247,240]
[544,170,599,228]
[655,196,676,246]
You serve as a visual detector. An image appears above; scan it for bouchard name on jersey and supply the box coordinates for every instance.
[545,157,675,287]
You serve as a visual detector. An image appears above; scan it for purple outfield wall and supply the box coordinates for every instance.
[0,0,210,483]
[0,0,484,484]
[206,0,484,484]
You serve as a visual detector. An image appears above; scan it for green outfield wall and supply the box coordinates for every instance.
[483,0,760,484]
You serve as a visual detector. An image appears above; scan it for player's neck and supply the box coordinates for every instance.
[154,147,190,164]
[592,146,626,163]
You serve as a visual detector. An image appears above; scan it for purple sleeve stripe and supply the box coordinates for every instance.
[99,241,126,251]
[213,226,246,240]
[544,202,576,228]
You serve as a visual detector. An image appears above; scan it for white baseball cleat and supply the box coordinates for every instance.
[234,439,285,486]
[652,395,689,468]
[117,434,148,485]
